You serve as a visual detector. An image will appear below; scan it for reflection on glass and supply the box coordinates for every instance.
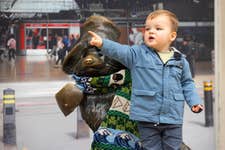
[25,28,69,50]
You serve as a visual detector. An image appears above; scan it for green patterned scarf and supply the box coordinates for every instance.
[79,69,141,150]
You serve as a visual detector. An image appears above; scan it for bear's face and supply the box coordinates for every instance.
[63,15,126,77]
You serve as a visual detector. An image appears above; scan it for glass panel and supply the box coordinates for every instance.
[25,28,69,50]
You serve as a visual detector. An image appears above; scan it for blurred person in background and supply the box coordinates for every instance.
[68,34,77,53]
[55,36,65,65]
[180,36,196,78]
[7,34,16,61]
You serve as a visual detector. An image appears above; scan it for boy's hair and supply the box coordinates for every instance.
[146,9,179,32]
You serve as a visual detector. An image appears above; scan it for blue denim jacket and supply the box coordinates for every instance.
[101,39,202,124]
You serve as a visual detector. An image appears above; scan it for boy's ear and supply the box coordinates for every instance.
[170,32,177,42]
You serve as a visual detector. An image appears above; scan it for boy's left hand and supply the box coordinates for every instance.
[191,104,204,113]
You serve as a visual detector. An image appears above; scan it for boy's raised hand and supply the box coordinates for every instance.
[88,31,103,48]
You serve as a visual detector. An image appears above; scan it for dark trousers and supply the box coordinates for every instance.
[56,48,66,65]
[137,122,182,150]
[8,48,16,61]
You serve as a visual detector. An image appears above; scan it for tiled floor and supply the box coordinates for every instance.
[0,55,92,150]
[0,56,68,83]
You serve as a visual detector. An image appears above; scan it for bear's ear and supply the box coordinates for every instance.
[55,83,83,116]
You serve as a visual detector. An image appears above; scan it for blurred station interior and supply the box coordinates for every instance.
[0,1,216,150]
[0,0,214,61]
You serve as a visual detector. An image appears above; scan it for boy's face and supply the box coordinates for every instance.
[144,15,177,52]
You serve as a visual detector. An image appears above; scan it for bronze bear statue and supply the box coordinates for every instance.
[57,15,125,132]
